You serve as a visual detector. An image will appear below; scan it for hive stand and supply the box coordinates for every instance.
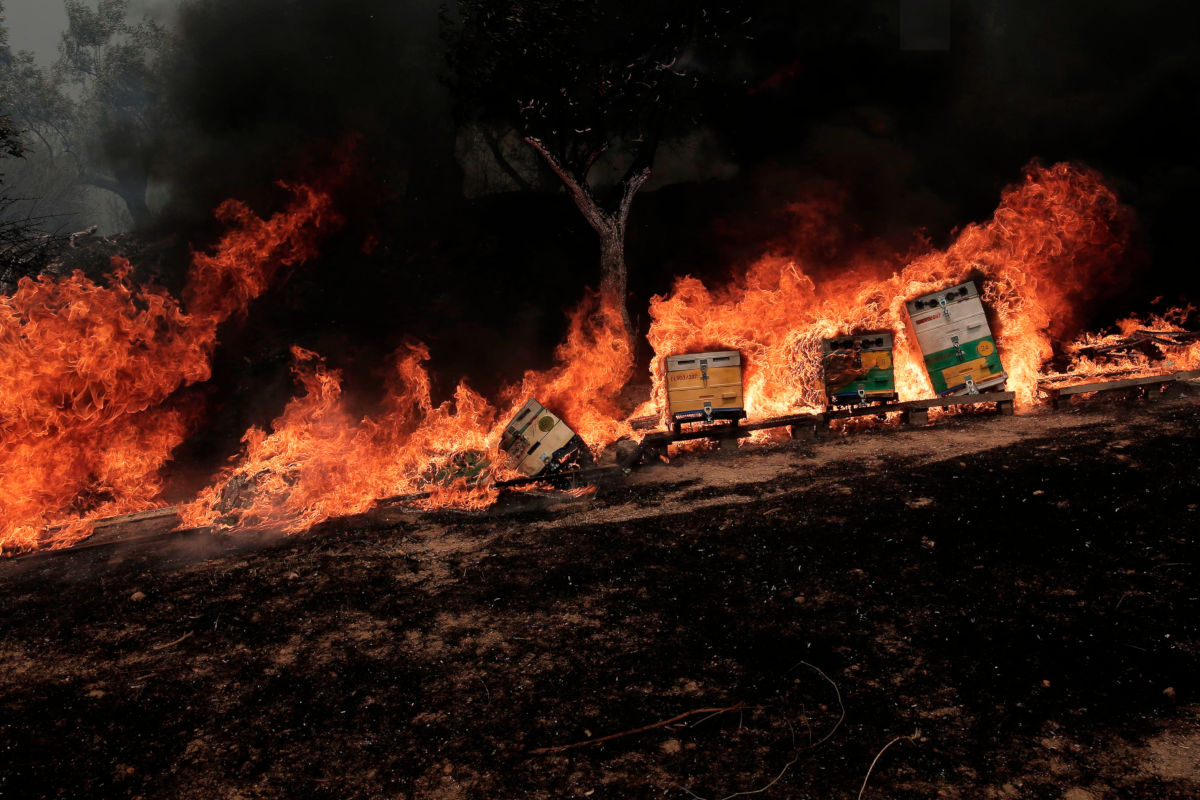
[638,412,825,460]
[1046,369,1199,408]
[820,391,1015,427]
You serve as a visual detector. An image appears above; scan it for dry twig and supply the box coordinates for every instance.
[858,729,921,800]
[795,660,845,746]
[529,702,745,755]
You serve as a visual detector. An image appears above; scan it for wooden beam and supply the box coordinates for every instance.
[1051,369,1200,399]
[640,412,824,446]
[824,391,1014,422]
[897,391,1016,410]
[90,506,180,530]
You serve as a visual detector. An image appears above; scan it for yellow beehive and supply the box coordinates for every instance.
[499,398,581,477]
[665,350,746,427]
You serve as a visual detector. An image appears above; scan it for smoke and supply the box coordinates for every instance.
[2,0,1196,513]
[657,0,1200,308]
[160,0,456,228]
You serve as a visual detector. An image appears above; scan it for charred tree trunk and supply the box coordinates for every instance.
[599,229,633,335]
[524,135,650,345]
[86,171,151,229]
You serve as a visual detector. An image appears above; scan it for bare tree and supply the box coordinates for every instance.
[0,0,173,228]
[448,1,744,341]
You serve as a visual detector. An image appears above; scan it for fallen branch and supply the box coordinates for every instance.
[529,701,745,754]
[858,729,920,800]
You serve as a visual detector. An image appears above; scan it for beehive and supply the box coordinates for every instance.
[665,350,746,425]
[905,281,1007,395]
[499,398,584,477]
[821,333,897,407]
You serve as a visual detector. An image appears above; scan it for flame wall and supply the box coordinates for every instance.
[0,184,339,552]
[646,161,1132,416]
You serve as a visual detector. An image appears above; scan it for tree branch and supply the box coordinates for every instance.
[618,107,665,189]
[582,142,609,183]
[524,134,613,236]
[482,126,533,193]
[617,167,652,230]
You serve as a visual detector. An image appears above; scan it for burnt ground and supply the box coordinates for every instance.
[2,392,1199,800]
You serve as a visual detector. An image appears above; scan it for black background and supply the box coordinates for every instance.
[142,0,1200,476]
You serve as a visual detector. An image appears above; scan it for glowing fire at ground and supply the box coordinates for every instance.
[180,291,634,532]
[7,159,1195,550]
[1055,306,1200,382]
[0,184,338,552]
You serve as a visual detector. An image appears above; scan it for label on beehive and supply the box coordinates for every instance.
[666,365,743,391]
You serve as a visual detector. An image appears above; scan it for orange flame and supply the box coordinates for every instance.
[0,183,339,552]
[181,291,634,532]
[645,161,1133,416]
[10,158,1185,549]
[1057,305,1200,382]
[182,161,1155,536]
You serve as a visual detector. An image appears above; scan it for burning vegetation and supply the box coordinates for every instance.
[0,183,338,552]
[1,155,1196,555]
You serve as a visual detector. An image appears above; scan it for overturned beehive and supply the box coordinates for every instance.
[500,399,592,478]
[906,281,1007,395]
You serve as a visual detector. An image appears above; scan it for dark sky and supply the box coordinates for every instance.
[123,0,1200,380]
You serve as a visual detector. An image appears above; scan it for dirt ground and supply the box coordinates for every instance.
[2,389,1199,799]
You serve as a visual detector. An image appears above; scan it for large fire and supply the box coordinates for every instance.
[6,159,1195,552]
[179,291,634,532]
[0,183,338,552]
[644,161,1133,418]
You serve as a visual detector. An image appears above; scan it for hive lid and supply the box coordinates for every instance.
[665,350,742,370]
[905,280,980,317]
[821,332,894,353]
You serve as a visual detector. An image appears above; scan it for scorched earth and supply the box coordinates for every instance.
[1,391,1198,800]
